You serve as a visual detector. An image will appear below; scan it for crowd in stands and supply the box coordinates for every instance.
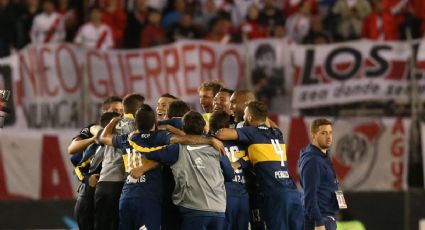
[0,0,424,57]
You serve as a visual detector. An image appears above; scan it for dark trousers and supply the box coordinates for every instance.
[119,196,162,230]
[260,189,304,230]
[94,181,124,230]
[249,192,266,230]
[181,215,225,230]
[74,184,95,230]
[161,198,182,230]
[224,195,250,230]
[304,216,337,230]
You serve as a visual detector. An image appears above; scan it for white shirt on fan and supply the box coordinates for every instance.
[74,23,114,50]
[31,12,65,44]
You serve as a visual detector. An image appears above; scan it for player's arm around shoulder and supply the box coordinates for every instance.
[214,128,238,141]
[99,116,122,146]
[170,134,225,154]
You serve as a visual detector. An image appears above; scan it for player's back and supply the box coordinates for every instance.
[237,125,297,193]
[172,144,226,213]
[118,130,171,199]
[222,139,248,196]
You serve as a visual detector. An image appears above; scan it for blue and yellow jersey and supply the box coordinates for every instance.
[112,130,171,199]
[236,125,296,192]
[222,139,249,197]
[74,143,103,184]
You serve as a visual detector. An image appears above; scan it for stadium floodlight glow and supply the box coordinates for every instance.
[0,90,11,128]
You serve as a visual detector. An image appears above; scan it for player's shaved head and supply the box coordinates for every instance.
[235,90,256,102]
[230,90,256,122]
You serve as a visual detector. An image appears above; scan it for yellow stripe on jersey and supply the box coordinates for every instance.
[124,113,134,119]
[234,150,246,159]
[227,150,247,163]
[248,143,287,166]
[74,158,92,181]
[202,113,211,123]
[128,139,166,153]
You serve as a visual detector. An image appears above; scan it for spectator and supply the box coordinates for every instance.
[240,4,267,40]
[286,0,312,43]
[362,0,398,41]
[147,0,166,11]
[123,0,151,48]
[0,0,18,57]
[318,0,337,17]
[162,0,186,33]
[16,0,41,49]
[399,5,423,40]
[384,0,408,29]
[193,0,217,33]
[140,9,167,47]
[101,0,127,48]
[168,11,200,42]
[222,0,262,27]
[283,0,319,17]
[258,0,285,36]
[31,0,66,44]
[57,0,78,42]
[203,16,228,42]
[407,0,425,36]
[273,22,292,42]
[303,15,332,44]
[74,8,114,50]
[332,0,371,40]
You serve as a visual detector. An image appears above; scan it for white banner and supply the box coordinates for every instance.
[278,117,410,191]
[292,40,412,109]
[13,41,246,128]
[0,129,79,199]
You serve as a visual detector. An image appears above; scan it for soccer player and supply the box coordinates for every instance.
[156,93,178,121]
[209,110,250,230]
[216,101,304,230]
[228,90,274,229]
[230,90,279,128]
[298,119,346,230]
[101,96,124,115]
[213,88,234,115]
[73,111,120,230]
[100,104,170,230]
[67,96,123,156]
[131,111,233,230]
[94,93,144,230]
[198,80,224,122]
[158,100,190,130]
[31,0,65,44]
[74,8,114,50]
[157,100,190,229]
[100,106,224,230]
[229,90,256,126]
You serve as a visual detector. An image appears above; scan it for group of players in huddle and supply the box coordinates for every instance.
[68,80,306,230]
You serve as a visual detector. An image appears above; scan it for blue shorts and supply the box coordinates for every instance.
[119,196,161,230]
[260,189,304,230]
